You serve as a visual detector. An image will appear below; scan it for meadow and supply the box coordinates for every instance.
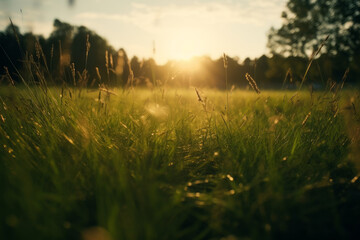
[1,84,360,239]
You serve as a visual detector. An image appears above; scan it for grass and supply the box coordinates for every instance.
[0,85,360,240]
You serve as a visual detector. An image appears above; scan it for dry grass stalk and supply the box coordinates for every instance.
[3,66,15,86]
[352,102,357,115]
[85,34,91,68]
[128,66,134,88]
[300,35,329,89]
[99,87,117,96]
[77,70,88,88]
[50,44,54,61]
[109,53,114,69]
[245,73,260,94]
[35,41,41,61]
[329,80,337,92]
[195,88,207,112]
[95,67,102,83]
[340,67,350,90]
[223,53,228,69]
[105,51,109,70]
[70,63,76,86]
[35,39,49,72]
[302,112,311,126]
[105,50,109,83]
[9,18,21,51]
[195,88,203,102]
[98,89,102,103]
[283,68,293,88]
[223,53,229,113]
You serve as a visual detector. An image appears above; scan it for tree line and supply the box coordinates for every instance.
[0,19,133,88]
[1,0,360,89]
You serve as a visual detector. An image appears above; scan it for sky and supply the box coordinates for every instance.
[0,0,287,64]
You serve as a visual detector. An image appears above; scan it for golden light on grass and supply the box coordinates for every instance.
[145,103,169,120]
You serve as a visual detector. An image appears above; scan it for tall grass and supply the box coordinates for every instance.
[0,84,359,239]
[0,25,359,240]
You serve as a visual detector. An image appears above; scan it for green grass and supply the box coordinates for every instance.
[0,86,360,240]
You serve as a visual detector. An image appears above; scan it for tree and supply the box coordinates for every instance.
[114,48,130,88]
[0,24,23,79]
[46,19,74,80]
[130,56,141,78]
[267,0,360,58]
[71,25,114,86]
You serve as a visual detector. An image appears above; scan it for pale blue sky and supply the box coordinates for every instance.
[0,0,287,64]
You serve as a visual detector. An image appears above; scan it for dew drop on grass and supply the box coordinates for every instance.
[228,189,235,195]
[351,175,359,183]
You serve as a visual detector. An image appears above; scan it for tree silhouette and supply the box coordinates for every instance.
[71,25,115,86]
[268,0,360,58]
[0,24,23,79]
[114,48,130,88]
[46,19,74,80]
[130,56,141,78]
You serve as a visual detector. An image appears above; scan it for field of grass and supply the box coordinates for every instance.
[1,86,360,239]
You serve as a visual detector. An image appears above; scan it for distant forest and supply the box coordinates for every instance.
[0,18,359,89]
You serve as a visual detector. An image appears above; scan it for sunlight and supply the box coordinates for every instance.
[166,27,206,61]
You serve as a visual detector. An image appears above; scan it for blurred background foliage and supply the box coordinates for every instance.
[0,0,359,89]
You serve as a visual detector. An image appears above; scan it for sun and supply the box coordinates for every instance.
[165,27,207,61]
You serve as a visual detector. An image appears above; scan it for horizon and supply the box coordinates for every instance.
[0,0,287,64]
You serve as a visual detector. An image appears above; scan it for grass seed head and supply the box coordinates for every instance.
[35,41,41,61]
[105,50,109,69]
[109,53,113,69]
[3,66,15,86]
[245,73,260,94]
[50,44,54,60]
[223,53,228,69]
[95,67,102,82]
[70,63,76,86]
[195,88,203,102]
[340,67,350,90]
[302,112,311,126]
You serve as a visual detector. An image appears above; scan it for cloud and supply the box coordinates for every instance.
[0,8,53,36]
[75,0,285,32]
